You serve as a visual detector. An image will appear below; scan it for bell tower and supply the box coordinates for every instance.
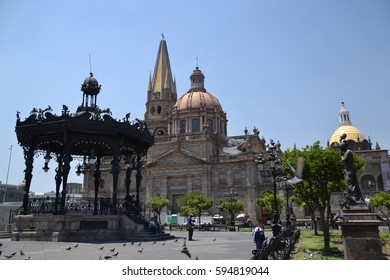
[145,35,177,136]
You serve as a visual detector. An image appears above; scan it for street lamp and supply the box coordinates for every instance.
[282,181,293,226]
[224,188,238,231]
[256,139,284,237]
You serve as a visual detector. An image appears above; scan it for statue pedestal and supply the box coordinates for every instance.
[337,204,384,260]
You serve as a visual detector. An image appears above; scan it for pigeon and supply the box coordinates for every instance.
[286,156,304,185]
[20,250,25,256]
[112,252,119,257]
[152,241,157,244]
[130,242,135,245]
[195,256,199,260]
[0,242,3,247]
[174,239,178,242]
[137,248,143,253]
[0,251,2,256]
[162,241,165,246]
[180,246,191,258]
[10,252,17,256]
[98,246,104,250]
[137,242,142,246]
[213,237,216,242]
[3,254,13,259]
[104,255,112,260]
[25,256,30,260]
[122,243,127,247]
[110,248,115,252]
[74,244,79,248]
[66,247,72,250]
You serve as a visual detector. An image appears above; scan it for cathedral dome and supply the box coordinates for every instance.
[329,102,370,150]
[174,90,223,112]
[330,125,366,144]
[174,67,223,112]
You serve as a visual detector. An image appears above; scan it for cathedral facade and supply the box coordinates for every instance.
[143,38,273,221]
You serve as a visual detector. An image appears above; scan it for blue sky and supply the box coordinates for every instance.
[1,0,389,193]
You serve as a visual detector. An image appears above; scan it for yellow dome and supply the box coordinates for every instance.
[330,125,366,144]
[17,180,26,190]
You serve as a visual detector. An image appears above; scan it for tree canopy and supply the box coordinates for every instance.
[370,191,390,228]
[256,192,285,214]
[178,191,213,225]
[146,194,170,222]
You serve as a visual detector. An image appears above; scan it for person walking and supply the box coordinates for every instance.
[253,222,265,250]
[187,213,195,241]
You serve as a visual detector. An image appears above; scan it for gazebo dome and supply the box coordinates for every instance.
[81,72,101,96]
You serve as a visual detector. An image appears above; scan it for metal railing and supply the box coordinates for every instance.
[252,224,300,260]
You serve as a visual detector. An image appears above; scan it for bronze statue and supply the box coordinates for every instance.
[339,133,364,205]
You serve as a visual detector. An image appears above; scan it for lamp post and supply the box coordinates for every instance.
[282,181,293,226]
[224,188,238,231]
[256,139,284,237]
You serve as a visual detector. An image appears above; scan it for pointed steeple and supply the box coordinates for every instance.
[144,35,177,136]
[150,36,175,96]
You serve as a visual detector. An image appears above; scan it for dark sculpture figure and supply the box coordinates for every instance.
[340,133,364,205]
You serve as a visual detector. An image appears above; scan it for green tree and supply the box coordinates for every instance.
[220,199,245,227]
[370,191,390,229]
[178,191,213,225]
[146,195,170,223]
[256,192,285,215]
[282,141,364,255]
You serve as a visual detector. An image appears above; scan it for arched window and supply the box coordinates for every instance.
[157,106,162,114]
[360,174,376,193]
[206,119,213,133]
[150,106,155,114]
[157,129,164,136]
[192,118,200,132]
[179,120,186,134]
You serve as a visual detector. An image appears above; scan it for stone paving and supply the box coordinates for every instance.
[0,230,273,260]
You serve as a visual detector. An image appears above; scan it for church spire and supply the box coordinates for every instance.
[150,36,175,96]
[145,36,177,136]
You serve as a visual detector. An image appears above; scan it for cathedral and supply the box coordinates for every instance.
[81,37,274,223]
[143,37,273,221]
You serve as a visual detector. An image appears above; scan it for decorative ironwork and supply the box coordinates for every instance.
[15,72,154,216]
[252,224,300,260]
[255,139,284,237]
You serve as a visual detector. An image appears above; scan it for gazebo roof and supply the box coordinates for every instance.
[16,105,153,157]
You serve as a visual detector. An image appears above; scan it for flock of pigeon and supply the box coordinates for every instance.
[0,237,217,260]
[0,242,30,260]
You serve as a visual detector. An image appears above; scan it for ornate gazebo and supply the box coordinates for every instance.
[13,72,156,241]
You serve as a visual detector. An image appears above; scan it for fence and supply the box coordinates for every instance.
[252,224,300,260]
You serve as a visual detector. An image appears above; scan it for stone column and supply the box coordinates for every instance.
[337,204,384,260]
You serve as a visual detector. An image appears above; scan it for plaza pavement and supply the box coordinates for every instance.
[0,230,273,260]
